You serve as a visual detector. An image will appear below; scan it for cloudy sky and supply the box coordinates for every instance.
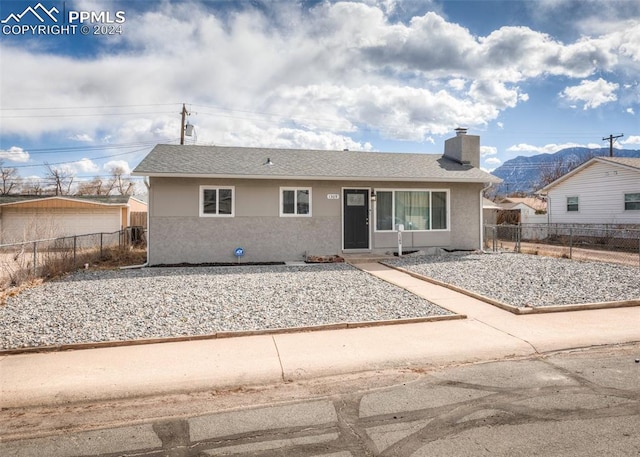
[1,0,639,191]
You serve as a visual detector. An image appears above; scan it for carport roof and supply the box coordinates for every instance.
[132,144,501,183]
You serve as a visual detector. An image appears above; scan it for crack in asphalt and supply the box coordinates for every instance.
[49,356,639,457]
[3,347,639,456]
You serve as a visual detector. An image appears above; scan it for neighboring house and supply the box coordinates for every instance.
[0,195,147,244]
[498,197,548,224]
[537,157,640,225]
[482,198,501,225]
[132,129,501,265]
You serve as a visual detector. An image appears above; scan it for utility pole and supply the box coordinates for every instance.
[602,133,623,157]
[180,103,190,145]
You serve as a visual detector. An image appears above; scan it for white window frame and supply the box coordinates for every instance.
[279,187,312,217]
[624,192,640,211]
[199,185,235,217]
[373,188,450,232]
[566,196,579,212]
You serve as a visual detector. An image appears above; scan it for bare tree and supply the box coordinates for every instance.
[108,166,134,196]
[21,178,45,196]
[0,161,20,195]
[44,163,74,195]
[76,176,111,195]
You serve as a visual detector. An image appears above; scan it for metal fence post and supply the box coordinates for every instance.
[73,236,77,267]
[32,241,37,276]
[100,233,103,257]
[493,226,497,252]
[569,228,573,259]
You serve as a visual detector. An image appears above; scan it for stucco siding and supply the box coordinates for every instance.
[449,183,483,249]
[148,177,485,264]
[372,230,451,250]
[547,162,640,224]
[149,215,341,264]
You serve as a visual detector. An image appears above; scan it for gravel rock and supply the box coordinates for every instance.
[385,253,639,308]
[0,263,451,349]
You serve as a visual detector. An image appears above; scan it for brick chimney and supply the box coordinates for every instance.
[444,128,480,168]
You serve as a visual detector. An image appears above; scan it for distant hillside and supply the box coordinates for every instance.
[491,147,640,195]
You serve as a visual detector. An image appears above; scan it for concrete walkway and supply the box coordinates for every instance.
[2,263,639,409]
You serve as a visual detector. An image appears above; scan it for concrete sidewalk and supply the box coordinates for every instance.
[2,262,639,409]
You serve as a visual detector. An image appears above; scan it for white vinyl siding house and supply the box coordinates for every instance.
[538,157,640,224]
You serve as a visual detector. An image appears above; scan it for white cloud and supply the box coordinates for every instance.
[0,146,30,162]
[621,135,640,145]
[448,78,466,91]
[0,2,637,154]
[73,158,99,173]
[103,160,132,174]
[507,142,586,154]
[484,157,502,165]
[627,107,635,115]
[469,80,520,109]
[481,146,497,156]
[45,159,98,176]
[560,78,619,109]
[69,133,94,142]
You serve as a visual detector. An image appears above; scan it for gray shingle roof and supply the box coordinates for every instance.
[597,157,640,170]
[0,195,133,206]
[132,144,501,183]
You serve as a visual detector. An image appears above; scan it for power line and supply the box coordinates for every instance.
[1,111,176,119]
[10,147,153,169]
[12,140,168,155]
[0,103,179,111]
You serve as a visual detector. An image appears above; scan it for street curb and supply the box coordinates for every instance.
[383,263,640,315]
[0,314,466,356]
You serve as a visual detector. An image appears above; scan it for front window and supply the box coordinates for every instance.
[625,193,640,210]
[375,189,449,231]
[280,187,311,216]
[566,196,579,212]
[200,186,234,217]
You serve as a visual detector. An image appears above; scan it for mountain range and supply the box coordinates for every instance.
[490,147,640,195]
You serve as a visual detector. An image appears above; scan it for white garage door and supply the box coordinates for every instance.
[2,208,121,243]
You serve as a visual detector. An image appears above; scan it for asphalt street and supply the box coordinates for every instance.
[2,343,639,456]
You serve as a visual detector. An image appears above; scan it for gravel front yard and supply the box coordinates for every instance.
[0,263,451,350]
[385,253,640,308]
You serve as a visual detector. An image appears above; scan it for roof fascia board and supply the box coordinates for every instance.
[134,172,499,183]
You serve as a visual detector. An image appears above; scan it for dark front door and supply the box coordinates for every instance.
[343,189,370,249]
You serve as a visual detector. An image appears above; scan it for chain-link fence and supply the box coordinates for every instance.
[0,227,146,287]
[484,223,640,267]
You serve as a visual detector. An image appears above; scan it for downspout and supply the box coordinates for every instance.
[121,177,150,270]
[479,182,493,252]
